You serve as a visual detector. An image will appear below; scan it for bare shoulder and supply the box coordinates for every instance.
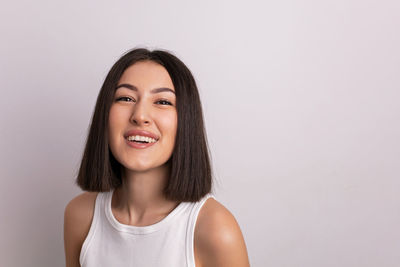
[64,191,98,267]
[194,198,250,267]
[64,191,98,231]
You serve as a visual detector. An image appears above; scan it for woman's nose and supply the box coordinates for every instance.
[130,101,150,125]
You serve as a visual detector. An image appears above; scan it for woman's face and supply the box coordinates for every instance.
[108,60,177,172]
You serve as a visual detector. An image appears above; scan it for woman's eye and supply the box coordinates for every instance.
[156,100,172,106]
[116,97,134,102]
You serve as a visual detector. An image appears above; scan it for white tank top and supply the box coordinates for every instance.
[79,189,215,267]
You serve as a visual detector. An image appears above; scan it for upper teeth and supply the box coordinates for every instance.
[127,135,157,143]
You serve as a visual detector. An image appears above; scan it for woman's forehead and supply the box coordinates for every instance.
[118,60,174,90]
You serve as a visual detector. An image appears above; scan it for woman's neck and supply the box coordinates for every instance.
[112,163,179,225]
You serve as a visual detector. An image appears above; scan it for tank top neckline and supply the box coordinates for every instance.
[104,188,188,235]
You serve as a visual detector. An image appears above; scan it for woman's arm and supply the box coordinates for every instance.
[64,192,97,267]
[194,198,250,267]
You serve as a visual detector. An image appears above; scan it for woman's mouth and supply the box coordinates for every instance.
[126,135,157,143]
[125,135,158,149]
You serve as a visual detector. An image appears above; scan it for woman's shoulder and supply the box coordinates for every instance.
[64,191,99,266]
[64,191,99,224]
[194,197,250,266]
[64,191,99,239]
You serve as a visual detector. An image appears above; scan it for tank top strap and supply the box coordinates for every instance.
[185,193,216,266]
[79,192,104,265]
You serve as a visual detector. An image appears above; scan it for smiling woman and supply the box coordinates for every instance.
[108,61,178,173]
[63,48,250,267]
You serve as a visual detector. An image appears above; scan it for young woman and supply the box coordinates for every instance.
[64,48,250,267]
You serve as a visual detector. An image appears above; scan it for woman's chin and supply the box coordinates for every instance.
[122,162,167,173]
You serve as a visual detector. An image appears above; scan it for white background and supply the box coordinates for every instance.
[1,0,399,266]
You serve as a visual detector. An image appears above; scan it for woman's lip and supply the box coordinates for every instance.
[124,129,159,140]
[125,139,157,149]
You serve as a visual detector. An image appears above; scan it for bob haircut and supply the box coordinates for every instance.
[76,48,212,202]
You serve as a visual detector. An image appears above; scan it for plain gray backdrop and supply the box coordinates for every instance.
[1,0,399,266]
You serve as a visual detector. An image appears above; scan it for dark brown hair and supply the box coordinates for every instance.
[75,48,212,202]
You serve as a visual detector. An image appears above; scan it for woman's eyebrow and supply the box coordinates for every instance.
[116,83,175,94]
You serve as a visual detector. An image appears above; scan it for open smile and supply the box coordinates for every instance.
[125,138,158,149]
